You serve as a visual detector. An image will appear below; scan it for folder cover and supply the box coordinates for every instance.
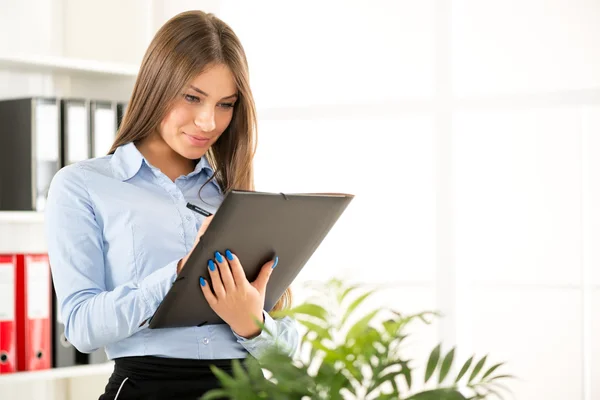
[0,255,17,374]
[16,254,52,371]
[149,190,354,329]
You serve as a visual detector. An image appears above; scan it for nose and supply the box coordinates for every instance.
[194,106,216,132]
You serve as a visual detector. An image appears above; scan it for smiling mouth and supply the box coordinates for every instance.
[184,132,209,140]
[184,132,210,146]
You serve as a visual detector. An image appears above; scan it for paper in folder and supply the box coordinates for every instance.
[149,190,354,329]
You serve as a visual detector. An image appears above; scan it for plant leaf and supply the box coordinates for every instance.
[209,365,238,389]
[244,356,267,383]
[276,303,330,321]
[338,283,362,303]
[468,355,488,383]
[488,374,515,381]
[340,290,375,327]
[406,388,467,400]
[455,355,473,383]
[346,309,380,342]
[199,388,230,400]
[425,343,442,383]
[439,347,455,383]
[370,371,401,394]
[400,360,412,389]
[297,318,332,341]
[487,380,516,397]
[480,362,504,381]
[231,359,250,384]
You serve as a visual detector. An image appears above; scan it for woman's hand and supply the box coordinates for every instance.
[200,250,278,338]
[177,215,213,274]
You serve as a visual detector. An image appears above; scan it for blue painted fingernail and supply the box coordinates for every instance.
[272,256,279,269]
[215,251,223,263]
[226,250,234,260]
[208,260,215,271]
[200,277,206,286]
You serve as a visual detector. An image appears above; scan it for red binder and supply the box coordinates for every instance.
[16,254,52,371]
[0,255,17,374]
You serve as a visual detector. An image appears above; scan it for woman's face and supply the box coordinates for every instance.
[159,63,238,160]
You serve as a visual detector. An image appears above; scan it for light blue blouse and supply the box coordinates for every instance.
[45,142,298,360]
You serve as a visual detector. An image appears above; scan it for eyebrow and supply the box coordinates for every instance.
[189,85,238,100]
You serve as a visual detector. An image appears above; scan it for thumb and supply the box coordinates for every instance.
[252,256,278,293]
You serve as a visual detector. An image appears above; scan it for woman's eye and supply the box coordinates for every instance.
[184,94,200,103]
[218,102,235,109]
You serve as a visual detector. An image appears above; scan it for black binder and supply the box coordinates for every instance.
[51,286,79,368]
[0,97,61,211]
[149,190,354,329]
[86,348,109,364]
[116,102,127,129]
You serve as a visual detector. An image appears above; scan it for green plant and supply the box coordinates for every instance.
[201,279,513,400]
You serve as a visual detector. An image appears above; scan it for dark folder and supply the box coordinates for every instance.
[149,190,354,329]
[0,97,61,211]
[116,102,127,129]
[51,286,78,368]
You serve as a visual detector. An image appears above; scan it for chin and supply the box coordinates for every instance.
[179,146,209,160]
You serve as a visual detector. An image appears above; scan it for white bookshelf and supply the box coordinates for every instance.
[0,363,114,385]
[0,2,184,398]
[0,54,138,78]
[0,212,45,224]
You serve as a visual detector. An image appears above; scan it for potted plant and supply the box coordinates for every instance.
[201,279,513,400]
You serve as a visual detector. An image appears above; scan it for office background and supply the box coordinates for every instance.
[0,0,599,399]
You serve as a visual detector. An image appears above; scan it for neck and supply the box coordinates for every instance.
[136,134,195,181]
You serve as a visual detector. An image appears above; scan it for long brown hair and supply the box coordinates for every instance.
[109,10,292,312]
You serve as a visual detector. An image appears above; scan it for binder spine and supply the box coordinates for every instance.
[0,255,17,374]
[60,99,91,167]
[90,100,117,158]
[16,254,52,371]
[32,98,61,211]
[0,98,35,210]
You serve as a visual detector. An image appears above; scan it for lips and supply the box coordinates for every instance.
[184,132,210,146]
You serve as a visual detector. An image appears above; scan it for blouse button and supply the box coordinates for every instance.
[203,337,210,345]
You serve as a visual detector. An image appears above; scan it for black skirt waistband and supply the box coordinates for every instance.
[113,356,241,381]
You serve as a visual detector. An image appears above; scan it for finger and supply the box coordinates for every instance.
[225,250,246,287]
[199,276,217,306]
[251,256,278,294]
[208,259,225,299]
[215,251,236,291]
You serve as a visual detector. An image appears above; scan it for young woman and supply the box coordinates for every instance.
[45,10,298,400]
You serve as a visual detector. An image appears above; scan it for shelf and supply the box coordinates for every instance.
[0,362,114,384]
[0,54,139,78]
[0,212,45,224]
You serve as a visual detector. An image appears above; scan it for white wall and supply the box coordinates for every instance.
[219,0,600,399]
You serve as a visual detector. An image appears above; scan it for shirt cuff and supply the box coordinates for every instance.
[139,259,179,312]
[232,311,277,345]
